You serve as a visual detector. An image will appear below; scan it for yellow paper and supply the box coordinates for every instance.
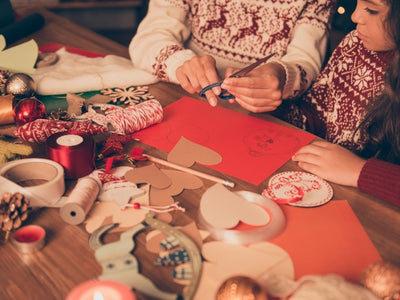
[0,35,38,74]
[0,35,5,51]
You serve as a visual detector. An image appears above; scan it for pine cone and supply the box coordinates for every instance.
[0,69,11,95]
[0,192,30,232]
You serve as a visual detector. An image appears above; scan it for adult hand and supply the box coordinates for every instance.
[292,140,367,187]
[220,62,285,113]
[176,55,221,107]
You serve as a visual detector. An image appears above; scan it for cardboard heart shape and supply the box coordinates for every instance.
[125,164,172,189]
[167,136,222,167]
[149,169,204,206]
[200,184,270,229]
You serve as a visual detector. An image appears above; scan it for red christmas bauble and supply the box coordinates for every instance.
[13,98,47,126]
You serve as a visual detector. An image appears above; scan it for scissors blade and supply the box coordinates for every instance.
[229,52,276,78]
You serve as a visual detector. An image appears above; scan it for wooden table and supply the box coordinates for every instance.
[1,7,399,300]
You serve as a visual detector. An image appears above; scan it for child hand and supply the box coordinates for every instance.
[292,140,367,187]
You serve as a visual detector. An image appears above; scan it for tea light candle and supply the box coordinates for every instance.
[12,224,46,253]
[66,280,136,300]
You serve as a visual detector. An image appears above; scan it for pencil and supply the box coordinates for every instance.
[144,154,235,188]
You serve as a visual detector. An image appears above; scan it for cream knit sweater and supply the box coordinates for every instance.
[129,0,336,99]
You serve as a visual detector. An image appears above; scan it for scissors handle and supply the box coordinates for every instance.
[199,83,234,100]
[199,52,276,100]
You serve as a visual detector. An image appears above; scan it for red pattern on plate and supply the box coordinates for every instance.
[263,171,333,207]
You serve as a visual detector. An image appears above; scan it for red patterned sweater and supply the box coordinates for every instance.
[129,0,335,99]
[276,30,400,206]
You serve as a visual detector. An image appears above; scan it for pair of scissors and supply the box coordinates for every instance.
[199,52,276,100]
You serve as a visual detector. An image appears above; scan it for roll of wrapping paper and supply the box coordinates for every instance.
[46,132,95,179]
[0,13,45,46]
[0,94,15,125]
[59,176,100,225]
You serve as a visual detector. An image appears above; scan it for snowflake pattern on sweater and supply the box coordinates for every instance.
[279,31,394,151]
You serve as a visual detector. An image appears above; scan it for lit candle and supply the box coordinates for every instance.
[66,280,136,300]
[12,224,46,253]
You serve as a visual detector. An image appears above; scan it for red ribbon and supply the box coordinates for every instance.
[104,147,148,174]
[46,131,95,179]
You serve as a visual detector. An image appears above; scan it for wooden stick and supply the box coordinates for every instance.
[144,154,235,188]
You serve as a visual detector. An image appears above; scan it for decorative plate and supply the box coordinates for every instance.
[264,171,333,207]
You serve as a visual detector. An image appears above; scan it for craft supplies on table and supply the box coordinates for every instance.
[1,7,398,300]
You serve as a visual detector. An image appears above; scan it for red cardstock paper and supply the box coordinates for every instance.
[133,97,316,185]
[270,200,381,282]
[39,43,104,58]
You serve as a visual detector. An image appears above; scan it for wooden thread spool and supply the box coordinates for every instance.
[59,176,100,225]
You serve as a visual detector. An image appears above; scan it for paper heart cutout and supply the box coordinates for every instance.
[149,188,175,207]
[149,169,204,206]
[160,169,204,194]
[167,136,222,167]
[200,184,270,229]
[125,164,172,189]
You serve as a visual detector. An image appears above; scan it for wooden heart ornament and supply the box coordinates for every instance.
[167,136,222,167]
[199,184,270,229]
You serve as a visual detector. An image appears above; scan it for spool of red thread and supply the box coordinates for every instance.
[46,132,95,179]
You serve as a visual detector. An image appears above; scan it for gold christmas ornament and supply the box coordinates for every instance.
[216,276,269,300]
[360,261,400,299]
[4,73,36,100]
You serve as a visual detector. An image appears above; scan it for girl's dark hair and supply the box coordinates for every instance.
[357,0,400,164]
